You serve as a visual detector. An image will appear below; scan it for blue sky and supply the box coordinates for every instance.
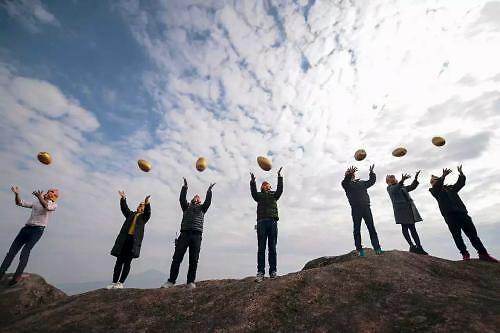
[1,0,500,287]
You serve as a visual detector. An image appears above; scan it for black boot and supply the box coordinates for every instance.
[416,246,428,255]
[409,245,418,253]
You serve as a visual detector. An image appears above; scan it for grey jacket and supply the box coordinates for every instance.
[341,172,376,207]
[387,179,422,225]
[179,186,212,233]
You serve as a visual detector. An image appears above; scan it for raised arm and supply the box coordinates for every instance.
[250,172,259,202]
[342,166,357,189]
[11,186,30,208]
[180,178,189,211]
[364,164,376,188]
[119,191,131,217]
[274,167,283,200]
[143,195,151,222]
[33,190,54,210]
[405,170,420,192]
[453,165,466,192]
[201,183,215,213]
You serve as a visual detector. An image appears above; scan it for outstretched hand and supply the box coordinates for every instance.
[183,177,188,187]
[11,186,20,194]
[208,183,216,191]
[250,172,255,181]
[346,165,358,176]
[442,168,452,177]
[369,164,375,173]
[415,170,421,180]
[457,164,463,175]
[401,173,411,181]
[144,195,151,204]
[32,190,44,198]
[278,167,283,177]
[118,190,126,199]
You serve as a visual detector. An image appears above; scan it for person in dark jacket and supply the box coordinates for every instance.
[250,167,283,282]
[341,165,383,257]
[430,165,497,262]
[386,171,428,255]
[107,191,151,289]
[162,178,215,289]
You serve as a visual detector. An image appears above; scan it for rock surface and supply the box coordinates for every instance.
[1,250,499,333]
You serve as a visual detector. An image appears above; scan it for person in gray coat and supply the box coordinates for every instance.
[386,171,428,255]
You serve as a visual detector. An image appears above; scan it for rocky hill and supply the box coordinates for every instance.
[1,250,499,333]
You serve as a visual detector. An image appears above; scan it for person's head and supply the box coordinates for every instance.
[191,194,201,205]
[345,171,356,180]
[430,175,440,187]
[261,181,272,192]
[386,175,397,185]
[136,202,145,213]
[45,188,59,202]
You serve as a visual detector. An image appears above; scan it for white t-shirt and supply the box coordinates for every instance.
[19,199,57,227]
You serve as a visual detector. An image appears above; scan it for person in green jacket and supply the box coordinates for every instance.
[250,167,283,282]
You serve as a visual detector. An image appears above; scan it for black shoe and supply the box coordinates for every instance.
[409,245,418,253]
[8,275,22,287]
[416,246,428,255]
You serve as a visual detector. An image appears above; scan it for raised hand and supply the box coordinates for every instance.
[346,166,358,175]
[11,185,20,194]
[183,177,188,187]
[32,190,44,198]
[401,173,411,181]
[277,167,283,177]
[442,168,452,177]
[118,190,126,198]
[208,183,216,191]
[415,170,421,180]
[144,195,151,204]
[250,172,255,181]
[457,164,463,175]
[369,164,375,173]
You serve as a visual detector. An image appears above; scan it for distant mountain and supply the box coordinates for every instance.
[57,269,167,295]
[1,250,499,332]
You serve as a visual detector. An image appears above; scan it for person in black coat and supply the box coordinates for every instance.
[107,191,151,289]
[386,171,428,255]
[162,178,215,289]
[430,165,497,262]
[341,165,383,257]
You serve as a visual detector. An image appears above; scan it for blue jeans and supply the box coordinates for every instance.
[0,225,44,278]
[257,219,278,274]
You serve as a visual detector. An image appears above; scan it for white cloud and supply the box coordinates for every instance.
[1,0,500,288]
[2,0,60,33]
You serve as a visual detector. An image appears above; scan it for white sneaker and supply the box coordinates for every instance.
[106,282,117,290]
[187,282,196,289]
[255,272,264,283]
[161,281,174,288]
[115,282,124,289]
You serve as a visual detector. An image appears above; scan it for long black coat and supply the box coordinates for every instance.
[111,198,151,258]
[387,180,422,225]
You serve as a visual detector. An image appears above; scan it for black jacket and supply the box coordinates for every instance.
[111,198,151,258]
[429,174,467,217]
[180,186,212,233]
[341,172,376,207]
[250,176,283,221]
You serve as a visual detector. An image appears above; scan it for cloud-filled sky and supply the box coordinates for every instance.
[1,0,499,287]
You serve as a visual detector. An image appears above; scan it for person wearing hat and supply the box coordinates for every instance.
[0,186,59,286]
[250,167,283,282]
[342,165,384,257]
[162,178,215,289]
[386,171,428,255]
[107,191,151,289]
[430,165,497,262]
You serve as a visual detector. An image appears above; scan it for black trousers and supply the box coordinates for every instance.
[168,230,202,284]
[113,235,134,283]
[351,206,381,251]
[445,213,487,255]
[401,224,421,247]
[0,225,44,278]
[257,219,278,274]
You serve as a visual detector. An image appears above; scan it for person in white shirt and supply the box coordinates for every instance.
[0,186,59,286]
